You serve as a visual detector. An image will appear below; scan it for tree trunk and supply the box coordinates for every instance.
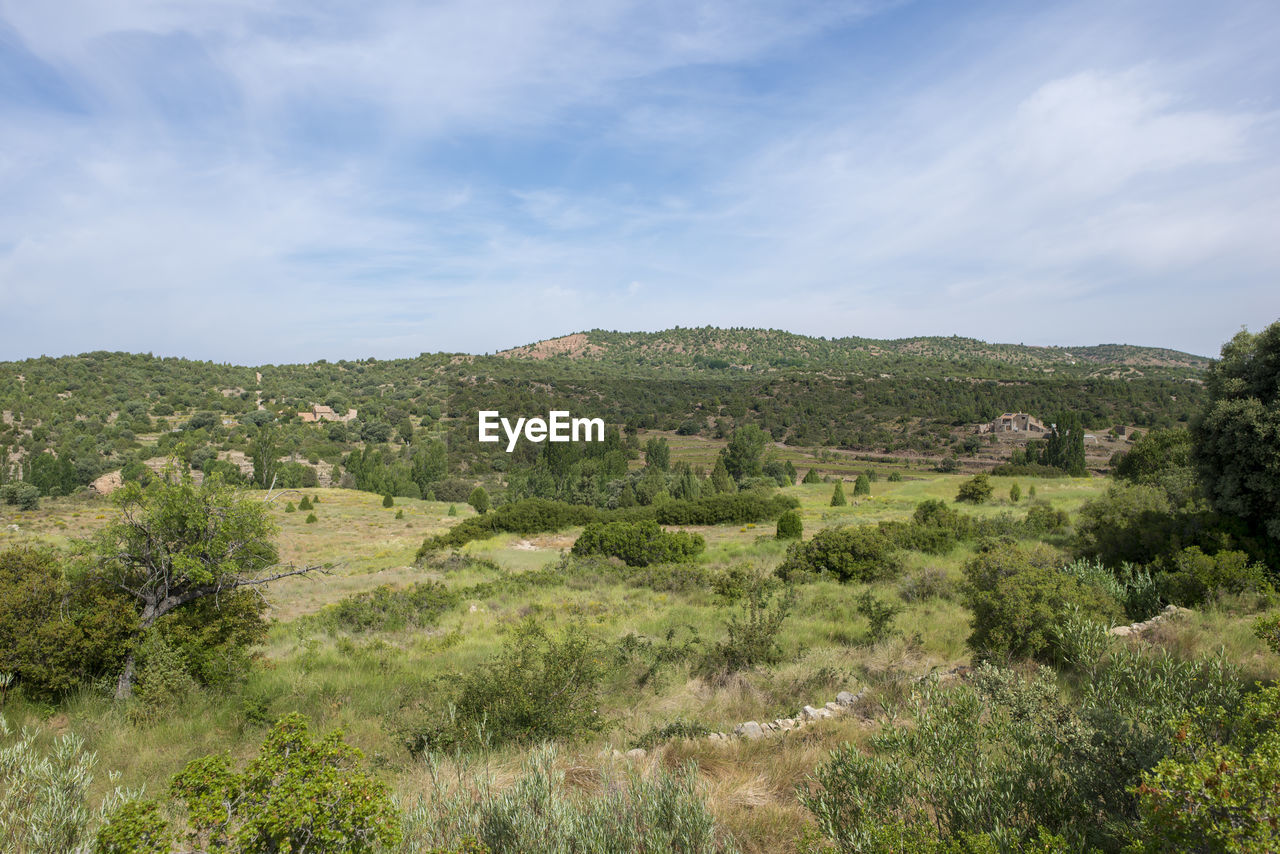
[114,653,137,700]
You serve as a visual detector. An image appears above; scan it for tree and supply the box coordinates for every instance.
[853,473,870,496]
[249,425,279,489]
[1193,322,1280,551]
[382,493,394,508]
[776,509,802,540]
[1043,412,1087,476]
[802,467,821,484]
[709,458,736,494]
[92,473,320,699]
[721,424,767,482]
[956,473,993,504]
[468,485,490,515]
[1010,482,1022,503]
[643,437,670,472]
[830,481,847,506]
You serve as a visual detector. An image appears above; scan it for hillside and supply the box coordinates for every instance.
[496,328,1210,377]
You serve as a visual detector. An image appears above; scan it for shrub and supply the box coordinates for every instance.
[571,520,704,567]
[830,481,847,506]
[0,545,136,700]
[1255,612,1280,655]
[447,504,458,516]
[855,591,901,645]
[1059,558,1162,621]
[802,468,822,484]
[305,513,317,524]
[467,486,489,515]
[408,620,606,753]
[654,493,797,525]
[322,581,458,633]
[0,482,39,510]
[963,542,1123,662]
[776,509,803,539]
[94,799,172,854]
[395,508,404,519]
[887,471,903,482]
[1,715,102,853]
[298,495,312,511]
[169,713,400,853]
[1024,501,1070,535]
[955,473,993,504]
[382,493,395,508]
[284,501,296,513]
[275,461,318,489]
[776,526,903,583]
[1157,546,1273,607]
[696,586,794,681]
[897,568,956,603]
[852,474,870,496]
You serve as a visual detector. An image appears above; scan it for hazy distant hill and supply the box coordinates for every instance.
[496,328,1209,378]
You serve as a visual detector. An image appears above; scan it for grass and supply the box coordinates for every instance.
[2,471,1271,853]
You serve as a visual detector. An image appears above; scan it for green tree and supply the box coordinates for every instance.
[853,473,870,496]
[776,509,803,539]
[802,467,821,484]
[92,474,319,699]
[830,481,847,506]
[643,437,670,472]
[1043,412,1087,476]
[1010,482,1022,503]
[382,493,394,508]
[1192,322,1280,552]
[956,473,993,504]
[709,458,736,494]
[467,485,490,515]
[248,425,280,490]
[721,424,767,482]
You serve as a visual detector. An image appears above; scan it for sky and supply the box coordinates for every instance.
[1,0,1278,363]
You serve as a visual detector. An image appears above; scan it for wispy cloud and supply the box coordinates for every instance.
[0,0,1276,361]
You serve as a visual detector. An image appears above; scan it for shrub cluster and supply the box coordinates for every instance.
[320,581,459,633]
[776,525,903,583]
[571,519,705,567]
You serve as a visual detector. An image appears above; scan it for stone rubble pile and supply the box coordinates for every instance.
[1109,604,1191,638]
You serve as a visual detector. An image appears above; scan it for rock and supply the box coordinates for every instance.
[815,708,832,719]
[612,749,623,759]
[836,691,858,706]
[734,721,765,739]
[825,702,843,714]
[1110,625,1133,637]
[801,705,821,720]
[625,748,647,760]
[779,718,795,730]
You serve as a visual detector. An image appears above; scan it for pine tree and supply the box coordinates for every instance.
[802,467,822,484]
[382,493,394,508]
[710,457,736,494]
[831,481,847,506]
[853,473,870,496]
[1010,483,1021,503]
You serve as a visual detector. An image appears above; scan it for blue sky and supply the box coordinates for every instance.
[1,0,1277,362]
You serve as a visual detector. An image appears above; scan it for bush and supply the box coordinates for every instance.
[1010,482,1021,503]
[963,542,1123,662]
[571,520,704,567]
[852,474,870,496]
[169,713,401,853]
[830,482,847,506]
[407,620,605,752]
[897,567,956,603]
[1,715,104,853]
[275,461,318,489]
[855,591,901,645]
[654,493,797,525]
[776,509,803,539]
[1059,558,1161,621]
[802,468,822,484]
[0,482,39,510]
[1157,546,1273,607]
[94,799,172,854]
[1024,501,1071,535]
[696,586,794,681]
[305,512,317,524]
[955,473,993,504]
[467,486,489,514]
[298,495,312,511]
[382,493,395,508]
[776,526,903,583]
[0,545,137,700]
[322,582,458,633]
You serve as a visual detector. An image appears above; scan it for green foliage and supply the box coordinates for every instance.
[571,520,704,567]
[1,715,108,854]
[1254,612,1280,655]
[963,542,1123,662]
[709,457,736,494]
[284,501,295,513]
[1009,482,1021,503]
[94,799,173,854]
[408,620,606,753]
[298,494,312,510]
[855,590,901,645]
[955,473,993,504]
[722,424,767,482]
[1132,685,1280,853]
[401,746,733,853]
[1157,546,1273,607]
[447,504,457,516]
[1193,321,1280,550]
[1112,428,1193,486]
[382,492,394,508]
[654,493,798,526]
[830,481,846,506]
[0,482,39,510]
[802,467,822,484]
[1058,558,1161,621]
[852,473,870,496]
[321,581,458,633]
[169,712,401,853]
[776,509,803,539]
[0,545,136,701]
[467,486,489,515]
[696,586,794,681]
[777,526,903,583]
[305,512,317,523]
[1024,501,1070,535]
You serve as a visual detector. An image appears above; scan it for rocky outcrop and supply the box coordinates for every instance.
[1109,604,1191,637]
